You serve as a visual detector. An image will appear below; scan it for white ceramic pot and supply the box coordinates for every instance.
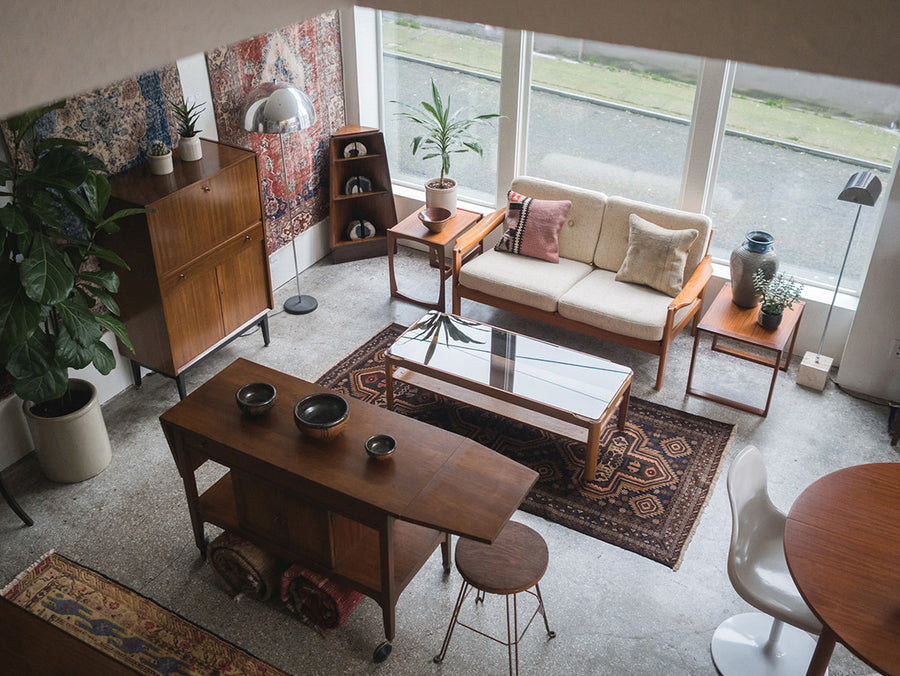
[425,177,458,217]
[179,134,203,162]
[23,379,112,483]
[149,151,173,175]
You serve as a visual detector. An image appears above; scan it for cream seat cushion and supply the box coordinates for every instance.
[459,248,593,313]
[558,269,698,341]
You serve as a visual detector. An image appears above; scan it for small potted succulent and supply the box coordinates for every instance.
[170,96,205,161]
[752,269,804,330]
[393,79,500,216]
[148,139,173,175]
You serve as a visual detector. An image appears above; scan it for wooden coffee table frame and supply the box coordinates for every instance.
[686,284,804,417]
[385,316,632,484]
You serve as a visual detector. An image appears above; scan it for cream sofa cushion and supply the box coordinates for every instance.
[615,214,699,297]
[593,196,711,276]
[510,176,607,265]
[459,248,593,313]
[558,269,698,341]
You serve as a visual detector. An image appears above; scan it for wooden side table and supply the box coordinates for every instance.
[388,207,482,312]
[686,284,804,417]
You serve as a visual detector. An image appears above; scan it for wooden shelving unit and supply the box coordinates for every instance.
[329,125,397,263]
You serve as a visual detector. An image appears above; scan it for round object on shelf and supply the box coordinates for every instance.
[344,175,373,194]
[294,393,350,440]
[235,382,277,415]
[343,141,367,158]
[365,434,396,460]
[346,219,376,241]
[418,207,452,234]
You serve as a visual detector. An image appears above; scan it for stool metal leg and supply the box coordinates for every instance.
[534,583,556,638]
[506,593,518,676]
[434,581,471,664]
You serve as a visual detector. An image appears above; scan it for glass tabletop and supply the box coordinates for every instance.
[387,312,632,421]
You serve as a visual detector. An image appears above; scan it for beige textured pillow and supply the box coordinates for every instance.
[615,214,699,297]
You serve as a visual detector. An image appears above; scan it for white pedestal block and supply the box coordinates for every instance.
[797,351,832,390]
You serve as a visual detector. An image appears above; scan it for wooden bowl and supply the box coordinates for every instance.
[418,207,452,233]
[365,434,396,460]
[235,382,276,415]
[294,393,350,440]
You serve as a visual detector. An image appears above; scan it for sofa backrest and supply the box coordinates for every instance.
[594,197,712,279]
[510,176,607,265]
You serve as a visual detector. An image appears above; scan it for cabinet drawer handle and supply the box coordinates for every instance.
[179,273,186,280]
[203,185,211,192]
[245,235,252,241]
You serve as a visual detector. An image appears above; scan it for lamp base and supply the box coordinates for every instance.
[797,351,832,391]
[283,295,318,315]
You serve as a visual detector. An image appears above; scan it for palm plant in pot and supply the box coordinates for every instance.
[393,79,500,216]
[170,96,205,161]
[0,103,147,482]
[752,269,804,330]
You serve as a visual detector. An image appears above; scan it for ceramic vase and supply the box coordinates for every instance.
[757,309,783,331]
[178,134,203,161]
[730,231,777,308]
[425,177,457,217]
[23,379,112,483]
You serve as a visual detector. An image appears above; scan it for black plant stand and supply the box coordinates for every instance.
[0,472,33,527]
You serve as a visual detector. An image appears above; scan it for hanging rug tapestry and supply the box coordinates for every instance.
[2,552,290,676]
[317,324,735,569]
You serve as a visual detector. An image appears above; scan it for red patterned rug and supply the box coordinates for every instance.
[2,552,289,675]
[317,324,735,569]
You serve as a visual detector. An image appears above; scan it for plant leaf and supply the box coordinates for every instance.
[89,244,130,270]
[54,325,94,369]
[94,314,133,353]
[28,146,88,191]
[19,233,75,305]
[80,269,119,293]
[57,298,102,347]
[91,340,117,374]
[0,277,42,349]
[8,329,69,404]
[0,204,30,235]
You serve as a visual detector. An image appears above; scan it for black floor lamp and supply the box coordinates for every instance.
[241,80,319,315]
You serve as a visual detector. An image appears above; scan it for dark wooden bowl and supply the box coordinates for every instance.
[235,382,276,415]
[365,434,396,460]
[294,393,350,440]
[418,207,452,233]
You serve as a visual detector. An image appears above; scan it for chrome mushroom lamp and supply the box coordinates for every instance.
[798,170,881,390]
[241,81,318,315]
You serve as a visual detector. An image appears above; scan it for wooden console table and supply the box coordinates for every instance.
[159,358,536,661]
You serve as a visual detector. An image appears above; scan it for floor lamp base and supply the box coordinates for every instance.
[283,295,318,315]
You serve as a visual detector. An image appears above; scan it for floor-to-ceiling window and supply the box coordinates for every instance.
[381,13,502,206]
[709,64,898,292]
[525,37,700,207]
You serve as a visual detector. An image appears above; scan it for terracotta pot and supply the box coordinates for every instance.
[425,177,457,217]
[23,379,112,483]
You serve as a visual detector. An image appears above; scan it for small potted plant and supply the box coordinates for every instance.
[148,139,173,175]
[752,269,804,330]
[170,96,205,161]
[393,79,500,216]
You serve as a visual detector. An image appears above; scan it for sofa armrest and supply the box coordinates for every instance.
[452,207,506,277]
[668,255,713,312]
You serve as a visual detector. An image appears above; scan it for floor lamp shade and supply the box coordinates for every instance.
[241,81,318,315]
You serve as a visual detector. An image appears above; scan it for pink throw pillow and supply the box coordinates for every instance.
[494,191,571,263]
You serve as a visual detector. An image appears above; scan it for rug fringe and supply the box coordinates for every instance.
[1,549,55,596]
[671,423,738,571]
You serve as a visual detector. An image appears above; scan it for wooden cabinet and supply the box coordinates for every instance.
[329,125,397,263]
[106,140,274,398]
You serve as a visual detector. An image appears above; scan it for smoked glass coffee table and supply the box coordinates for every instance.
[385,312,633,483]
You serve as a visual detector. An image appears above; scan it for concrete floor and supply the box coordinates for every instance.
[1,247,895,675]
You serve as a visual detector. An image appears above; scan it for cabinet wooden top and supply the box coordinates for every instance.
[159,358,537,543]
[108,139,256,205]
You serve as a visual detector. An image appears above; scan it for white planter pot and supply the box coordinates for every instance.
[149,152,173,175]
[23,379,112,483]
[425,177,458,217]
[178,134,203,162]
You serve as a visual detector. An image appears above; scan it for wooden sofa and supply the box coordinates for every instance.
[451,177,714,390]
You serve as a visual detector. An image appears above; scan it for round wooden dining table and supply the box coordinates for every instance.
[784,463,900,676]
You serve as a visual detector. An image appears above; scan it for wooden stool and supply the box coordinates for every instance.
[434,521,555,675]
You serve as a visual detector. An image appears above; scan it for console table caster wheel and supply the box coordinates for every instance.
[373,640,392,663]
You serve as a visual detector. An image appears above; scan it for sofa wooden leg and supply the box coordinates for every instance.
[655,353,667,390]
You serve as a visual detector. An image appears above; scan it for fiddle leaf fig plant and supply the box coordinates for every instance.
[0,102,149,408]
[392,79,500,188]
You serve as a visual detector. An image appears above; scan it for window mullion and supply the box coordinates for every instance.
[496,29,532,206]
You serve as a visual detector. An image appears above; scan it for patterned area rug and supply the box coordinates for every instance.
[2,552,289,675]
[317,324,735,569]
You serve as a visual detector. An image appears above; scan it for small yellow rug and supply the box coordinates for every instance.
[2,551,290,675]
